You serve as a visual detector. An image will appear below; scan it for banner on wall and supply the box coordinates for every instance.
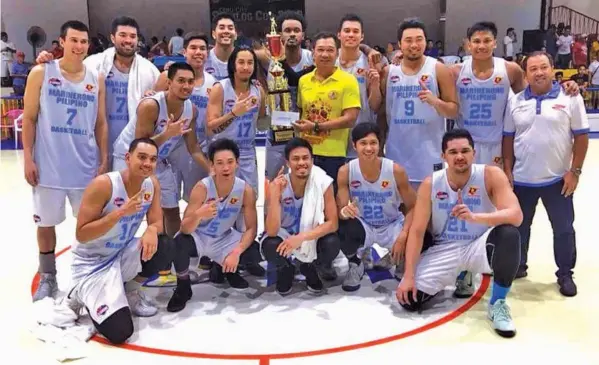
[209,0,305,39]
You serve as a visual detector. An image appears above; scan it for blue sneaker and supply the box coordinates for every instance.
[488,299,516,338]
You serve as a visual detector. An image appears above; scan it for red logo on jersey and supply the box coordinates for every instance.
[230,197,239,204]
[114,197,125,207]
[85,84,94,92]
[461,77,472,85]
[283,197,294,205]
[381,180,390,188]
[493,156,502,165]
[350,180,361,188]
[144,192,152,201]
[468,186,479,196]
[356,68,365,75]
[49,77,61,87]
[494,76,503,84]
[436,191,448,200]
[420,74,430,82]
[552,104,566,110]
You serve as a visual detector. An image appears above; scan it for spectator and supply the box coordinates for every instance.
[169,28,184,55]
[504,27,517,61]
[1,32,16,86]
[571,65,589,87]
[555,71,564,83]
[424,40,439,57]
[10,51,29,96]
[556,25,573,69]
[572,35,588,68]
[589,34,599,63]
[49,40,63,59]
[588,53,599,108]
[544,25,558,61]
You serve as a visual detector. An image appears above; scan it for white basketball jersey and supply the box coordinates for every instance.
[112,91,193,160]
[195,176,245,239]
[385,57,445,182]
[430,164,495,246]
[279,174,304,235]
[205,49,229,81]
[190,71,217,149]
[336,51,375,158]
[35,60,100,189]
[456,57,511,144]
[105,66,129,157]
[71,171,154,280]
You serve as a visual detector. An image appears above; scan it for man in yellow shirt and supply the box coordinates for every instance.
[294,32,361,191]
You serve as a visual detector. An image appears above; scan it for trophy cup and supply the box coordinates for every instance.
[266,12,296,145]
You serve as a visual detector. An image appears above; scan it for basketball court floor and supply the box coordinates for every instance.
[1,144,598,365]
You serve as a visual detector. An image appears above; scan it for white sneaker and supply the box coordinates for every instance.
[126,289,158,317]
[33,273,58,302]
[488,299,516,338]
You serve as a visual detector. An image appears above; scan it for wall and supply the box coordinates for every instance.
[445,0,542,56]
[87,0,441,49]
[552,0,599,22]
[1,0,89,62]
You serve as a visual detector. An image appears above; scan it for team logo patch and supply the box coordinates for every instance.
[48,77,61,87]
[225,99,236,109]
[493,156,502,165]
[390,75,400,83]
[328,91,338,100]
[494,76,503,84]
[96,304,109,317]
[85,84,94,92]
[436,191,448,200]
[250,96,258,105]
[468,186,479,196]
[283,197,294,205]
[230,197,239,204]
[33,214,41,223]
[144,192,152,202]
[461,77,472,85]
[381,180,390,188]
[420,74,430,82]
[350,180,361,188]
[205,67,216,74]
[114,197,125,207]
[356,68,365,76]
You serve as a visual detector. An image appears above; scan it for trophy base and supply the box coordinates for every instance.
[270,127,295,145]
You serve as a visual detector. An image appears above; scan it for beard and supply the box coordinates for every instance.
[115,45,136,58]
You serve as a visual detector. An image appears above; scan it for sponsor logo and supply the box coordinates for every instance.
[283,197,294,205]
[461,77,472,85]
[33,214,41,223]
[390,75,400,83]
[96,304,109,316]
[328,90,338,100]
[114,197,125,207]
[552,104,566,110]
[49,77,61,87]
[350,180,361,188]
[436,191,448,200]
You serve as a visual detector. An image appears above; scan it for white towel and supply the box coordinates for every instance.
[83,47,160,118]
[294,165,333,263]
[30,297,96,362]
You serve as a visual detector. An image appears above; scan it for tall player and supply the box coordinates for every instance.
[397,129,523,338]
[113,62,211,237]
[23,20,109,301]
[379,18,459,190]
[167,139,258,312]
[336,14,382,159]
[337,123,416,291]
[206,46,267,195]
[205,14,237,80]
[36,16,160,169]
[70,138,171,344]
[154,32,217,202]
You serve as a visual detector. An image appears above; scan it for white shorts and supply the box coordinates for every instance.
[71,239,141,325]
[475,142,502,167]
[189,229,242,266]
[114,155,179,209]
[258,228,315,263]
[32,186,84,227]
[408,228,493,295]
[359,218,404,251]
[168,144,209,202]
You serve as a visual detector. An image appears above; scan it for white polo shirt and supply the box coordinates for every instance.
[503,82,589,187]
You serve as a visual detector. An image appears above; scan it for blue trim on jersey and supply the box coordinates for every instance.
[524,82,561,115]
[502,131,515,136]
[513,176,562,187]
[572,128,590,135]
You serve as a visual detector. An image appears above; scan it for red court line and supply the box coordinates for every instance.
[32,246,490,362]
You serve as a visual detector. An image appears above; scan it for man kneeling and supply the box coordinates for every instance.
[168,138,259,312]
[70,138,172,344]
[262,138,341,295]
[397,129,523,338]
[337,123,417,292]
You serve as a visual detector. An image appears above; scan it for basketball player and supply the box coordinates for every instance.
[450,22,579,298]
[36,16,160,169]
[23,20,109,301]
[262,138,341,295]
[167,138,258,312]
[154,32,217,202]
[397,129,523,338]
[112,62,211,238]
[206,46,267,195]
[379,18,459,190]
[337,123,416,291]
[70,138,172,344]
[205,14,237,80]
[336,14,382,159]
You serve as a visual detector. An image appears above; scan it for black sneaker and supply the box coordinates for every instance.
[226,272,249,289]
[199,256,213,270]
[276,265,295,295]
[515,267,528,279]
[317,262,337,281]
[167,277,193,313]
[300,263,324,294]
[244,262,266,277]
[209,264,225,284]
[558,275,577,297]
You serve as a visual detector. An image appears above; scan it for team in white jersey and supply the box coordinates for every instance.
[70,138,171,344]
[113,62,211,237]
[167,138,259,312]
[379,19,459,190]
[23,21,109,302]
[337,123,417,291]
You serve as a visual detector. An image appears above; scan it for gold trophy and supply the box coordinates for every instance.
[266,12,295,145]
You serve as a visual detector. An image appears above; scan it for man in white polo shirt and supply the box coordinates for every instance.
[502,51,589,297]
